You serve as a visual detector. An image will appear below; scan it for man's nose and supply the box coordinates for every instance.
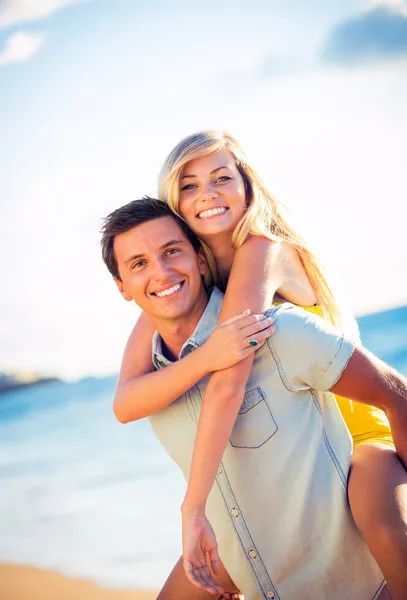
[153,259,173,281]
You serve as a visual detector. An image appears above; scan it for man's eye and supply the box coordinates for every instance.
[132,261,145,269]
[166,248,180,256]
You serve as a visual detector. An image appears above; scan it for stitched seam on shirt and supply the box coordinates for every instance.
[238,387,266,414]
[371,579,386,600]
[193,372,279,599]
[188,387,270,594]
[267,306,317,393]
[266,337,296,393]
[312,335,346,388]
[215,479,265,598]
[267,309,352,394]
[310,389,347,486]
[216,469,280,600]
[323,341,355,390]
[230,404,278,449]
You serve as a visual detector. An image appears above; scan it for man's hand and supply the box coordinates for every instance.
[181,509,224,596]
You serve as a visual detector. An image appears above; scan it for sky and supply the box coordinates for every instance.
[1,0,406,379]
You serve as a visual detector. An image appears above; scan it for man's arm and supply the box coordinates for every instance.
[331,346,407,468]
[266,304,407,467]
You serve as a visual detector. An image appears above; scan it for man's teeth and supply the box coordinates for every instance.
[155,283,182,298]
[198,207,227,219]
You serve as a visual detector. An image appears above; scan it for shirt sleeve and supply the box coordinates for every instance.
[267,304,355,392]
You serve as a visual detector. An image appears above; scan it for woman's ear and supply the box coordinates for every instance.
[113,277,133,302]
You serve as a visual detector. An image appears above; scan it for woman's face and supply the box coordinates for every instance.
[178,150,247,241]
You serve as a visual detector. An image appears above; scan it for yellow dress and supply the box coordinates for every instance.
[278,303,394,447]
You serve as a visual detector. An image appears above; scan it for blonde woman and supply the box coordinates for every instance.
[115,131,407,599]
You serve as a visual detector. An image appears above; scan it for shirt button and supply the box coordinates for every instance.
[248,549,257,558]
[217,466,223,474]
[231,508,239,517]
[267,592,274,598]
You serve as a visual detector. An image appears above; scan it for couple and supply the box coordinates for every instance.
[101,131,407,599]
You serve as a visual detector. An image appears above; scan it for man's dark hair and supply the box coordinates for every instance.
[100,197,202,280]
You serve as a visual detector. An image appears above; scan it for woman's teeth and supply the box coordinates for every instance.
[155,283,182,298]
[198,207,227,219]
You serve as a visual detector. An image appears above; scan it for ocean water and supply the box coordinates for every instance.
[1,305,407,590]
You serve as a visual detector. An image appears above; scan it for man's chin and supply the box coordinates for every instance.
[151,301,188,320]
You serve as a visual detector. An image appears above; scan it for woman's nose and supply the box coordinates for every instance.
[201,182,218,202]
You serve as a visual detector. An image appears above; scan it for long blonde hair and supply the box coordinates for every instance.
[158,129,346,329]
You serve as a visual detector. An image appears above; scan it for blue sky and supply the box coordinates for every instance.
[1,0,406,379]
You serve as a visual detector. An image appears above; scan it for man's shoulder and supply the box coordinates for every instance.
[266,302,323,328]
[265,302,342,354]
[262,302,353,392]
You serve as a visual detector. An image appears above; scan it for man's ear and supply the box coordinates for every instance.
[197,247,208,276]
[113,277,133,302]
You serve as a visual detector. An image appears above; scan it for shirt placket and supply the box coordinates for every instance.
[187,387,280,600]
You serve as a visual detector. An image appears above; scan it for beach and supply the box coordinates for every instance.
[1,306,406,595]
[0,564,158,600]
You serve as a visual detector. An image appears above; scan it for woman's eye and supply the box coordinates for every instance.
[215,175,231,183]
[180,183,197,192]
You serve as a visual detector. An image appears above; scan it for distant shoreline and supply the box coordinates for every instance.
[1,303,406,391]
[0,377,62,395]
[0,564,158,600]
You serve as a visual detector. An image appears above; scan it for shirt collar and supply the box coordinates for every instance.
[152,287,224,368]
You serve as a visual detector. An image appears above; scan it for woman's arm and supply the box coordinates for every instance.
[181,236,317,592]
[113,306,275,424]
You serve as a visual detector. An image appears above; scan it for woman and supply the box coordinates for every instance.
[116,130,407,599]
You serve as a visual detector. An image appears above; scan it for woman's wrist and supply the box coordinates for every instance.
[195,343,215,376]
[181,497,207,517]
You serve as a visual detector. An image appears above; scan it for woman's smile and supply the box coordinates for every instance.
[196,206,229,220]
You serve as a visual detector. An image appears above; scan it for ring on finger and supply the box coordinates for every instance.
[248,336,258,347]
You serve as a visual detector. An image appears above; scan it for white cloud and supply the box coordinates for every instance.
[0,30,44,65]
[0,0,89,29]
[368,0,407,13]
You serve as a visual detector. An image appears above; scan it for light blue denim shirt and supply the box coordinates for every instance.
[149,288,384,600]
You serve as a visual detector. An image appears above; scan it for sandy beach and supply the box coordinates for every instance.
[0,564,158,600]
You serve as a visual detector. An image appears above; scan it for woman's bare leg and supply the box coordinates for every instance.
[348,443,407,600]
[377,586,394,600]
[157,556,241,600]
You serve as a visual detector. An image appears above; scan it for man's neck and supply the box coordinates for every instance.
[154,287,209,360]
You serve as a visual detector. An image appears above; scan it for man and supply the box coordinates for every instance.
[101,198,407,599]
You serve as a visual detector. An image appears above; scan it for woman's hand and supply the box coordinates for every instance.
[200,310,275,373]
[181,508,224,595]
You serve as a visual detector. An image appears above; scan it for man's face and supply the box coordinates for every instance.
[113,216,207,322]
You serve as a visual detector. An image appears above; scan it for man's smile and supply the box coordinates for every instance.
[151,281,185,298]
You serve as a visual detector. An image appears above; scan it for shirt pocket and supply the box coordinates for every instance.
[230,387,278,449]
